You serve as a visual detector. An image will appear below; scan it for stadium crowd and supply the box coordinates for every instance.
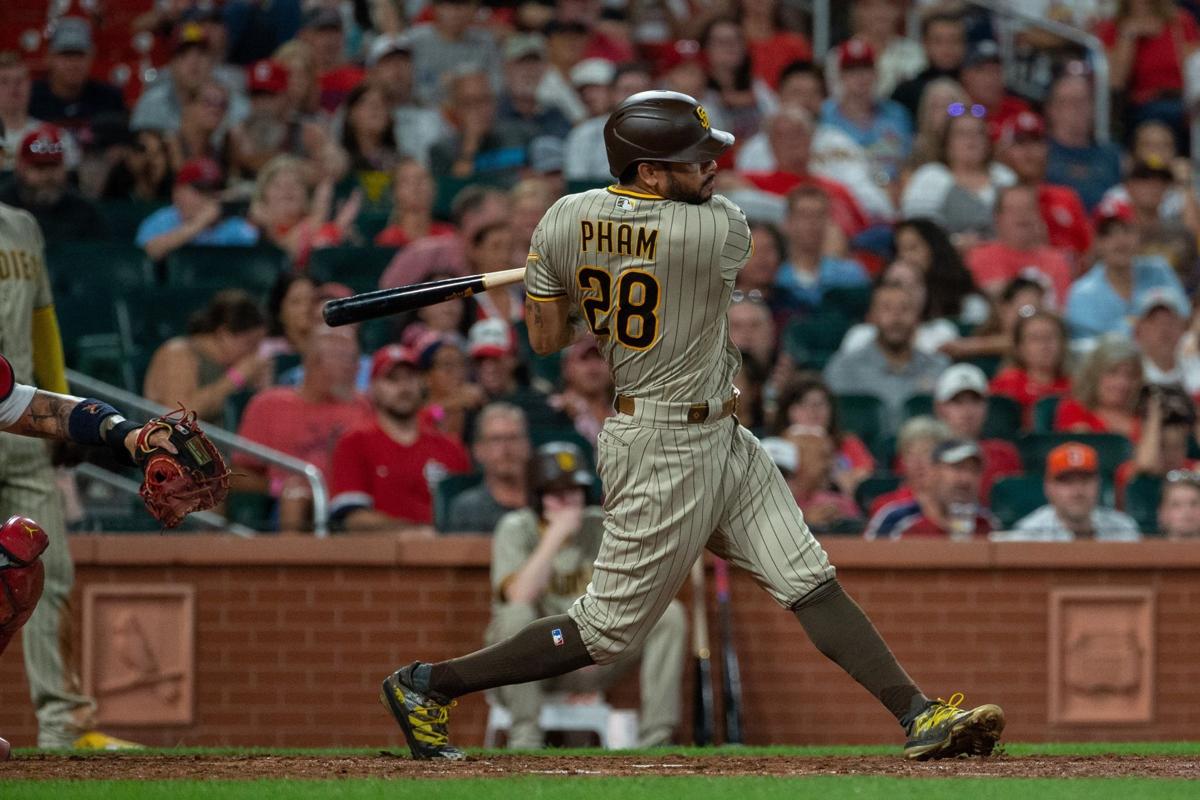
[6,0,1200,542]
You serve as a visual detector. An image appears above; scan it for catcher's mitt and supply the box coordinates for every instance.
[134,407,230,528]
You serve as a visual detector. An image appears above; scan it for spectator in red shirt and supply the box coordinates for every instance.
[865,439,994,539]
[330,344,471,533]
[867,415,951,516]
[1096,0,1198,141]
[966,185,1073,306]
[1115,384,1199,505]
[1054,335,1144,440]
[375,158,456,248]
[990,309,1072,428]
[959,40,1032,142]
[235,327,373,531]
[997,111,1093,265]
[933,364,1022,502]
[738,0,813,89]
[300,8,365,113]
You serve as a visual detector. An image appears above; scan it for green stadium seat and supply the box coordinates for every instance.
[120,286,217,352]
[822,286,872,321]
[854,474,901,514]
[983,395,1022,439]
[989,475,1047,529]
[903,394,934,421]
[165,245,288,295]
[46,241,153,296]
[434,473,483,532]
[835,394,884,456]
[1032,395,1062,432]
[964,355,1001,379]
[783,311,852,371]
[99,199,165,242]
[1017,432,1134,479]
[354,209,392,243]
[307,246,397,294]
[225,491,276,532]
[1125,475,1163,536]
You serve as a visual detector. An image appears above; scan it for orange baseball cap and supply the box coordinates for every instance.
[1046,443,1098,479]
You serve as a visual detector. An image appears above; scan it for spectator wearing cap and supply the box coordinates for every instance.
[775,184,869,311]
[28,18,125,135]
[824,284,950,436]
[865,438,995,540]
[997,111,1092,264]
[409,0,503,108]
[1064,197,1184,340]
[659,39,708,100]
[375,158,456,249]
[431,68,530,184]
[230,59,347,183]
[0,123,104,242]
[775,426,862,532]
[1043,70,1122,211]
[958,40,1032,142]
[469,319,523,401]
[1133,287,1200,392]
[498,35,573,144]
[990,308,1072,427]
[1116,384,1200,505]
[1100,155,1198,279]
[699,17,778,144]
[890,9,967,119]
[933,364,1023,500]
[414,331,486,441]
[564,62,652,182]
[0,52,81,173]
[535,20,593,124]
[1054,336,1144,440]
[235,326,372,531]
[131,23,249,135]
[136,158,258,261]
[965,184,1073,306]
[299,7,365,113]
[1158,473,1200,538]
[863,416,949,517]
[996,443,1140,541]
[363,33,444,166]
[330,343,471,533]
[444,402,533,533]
[549,337,614,447]
[825,0,925,99]
[820,39,912,185]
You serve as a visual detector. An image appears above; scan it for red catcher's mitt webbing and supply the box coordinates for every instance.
[134,407,230,528]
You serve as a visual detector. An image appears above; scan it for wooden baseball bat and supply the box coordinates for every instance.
[713,557,744,744]
[690,558,715,746]
[322,267,527,327]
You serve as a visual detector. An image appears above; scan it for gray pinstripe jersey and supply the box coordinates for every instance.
[525,187,752,404]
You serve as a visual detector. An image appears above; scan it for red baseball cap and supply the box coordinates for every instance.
[1093,195,1135,230]
[1000,111,1044,144]
[1046,443,1098,480]
[19,124,67,166]
[657,39,704,75]
[838,38,876,71]
[175,157,223,191]
[370,344,419,379]
[248,59,289,95]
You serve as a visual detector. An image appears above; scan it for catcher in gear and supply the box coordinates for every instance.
[0,351,227,758]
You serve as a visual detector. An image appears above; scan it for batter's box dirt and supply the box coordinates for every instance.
[3,754,1199,780]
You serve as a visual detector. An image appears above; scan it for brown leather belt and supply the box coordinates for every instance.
[614,390,740,424]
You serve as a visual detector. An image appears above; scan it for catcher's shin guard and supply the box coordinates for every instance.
[0,515,49,657]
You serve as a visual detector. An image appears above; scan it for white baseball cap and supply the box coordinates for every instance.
[1135,286,1191,320]
[934,363,989,403]
[761,437,798,474]
[570,58,616,89]
[468,318,514,359]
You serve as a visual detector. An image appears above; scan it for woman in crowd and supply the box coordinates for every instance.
[952,276,1049,367]
[905,78,969,172]
[900,107,1016,242]
[274,39,322,120]
[736,0,812,89]
[989,308,1072,428]
[340,83,399,202]
[1054,335,1144,439]
[167,81,234,174]
[465,221,522,325]
[249,155,360,267]
[414,332,486,441]
[143,290,270,427]
[700,17,777,146]
[102,130,174,202]
[773,375,875,496]
[838,260,959,356]
[259,273,317,361]
[374,159,455,248]
[893,217,986,324]
[780,425,863,532]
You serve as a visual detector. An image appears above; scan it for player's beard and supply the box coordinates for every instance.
[665,172,714,205]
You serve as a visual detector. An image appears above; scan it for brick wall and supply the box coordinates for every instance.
[2,537,1199,748]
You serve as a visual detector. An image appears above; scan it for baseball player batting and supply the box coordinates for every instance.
[379,90,1005,760]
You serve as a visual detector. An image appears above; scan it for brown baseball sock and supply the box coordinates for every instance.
[792,579,928,728]
[421,614,595,701]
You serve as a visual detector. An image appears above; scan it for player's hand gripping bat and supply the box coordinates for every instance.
[690,558,715,746]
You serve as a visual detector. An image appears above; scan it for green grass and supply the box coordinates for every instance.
[4,778,1199,800]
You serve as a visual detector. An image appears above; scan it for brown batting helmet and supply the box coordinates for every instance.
[603,90,735,179]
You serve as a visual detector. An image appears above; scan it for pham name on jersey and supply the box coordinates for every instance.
[579,221,658,262]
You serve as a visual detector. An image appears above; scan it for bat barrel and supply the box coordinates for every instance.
[322,273,487,327]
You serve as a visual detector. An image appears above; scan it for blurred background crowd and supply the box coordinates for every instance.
[7,0,1200,541]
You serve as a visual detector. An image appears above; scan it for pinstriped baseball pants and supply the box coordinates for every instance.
[570,414,836,663]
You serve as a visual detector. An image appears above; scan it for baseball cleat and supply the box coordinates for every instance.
[72,731,144,750]
[380,663,466,760]
[903,692,1005,761]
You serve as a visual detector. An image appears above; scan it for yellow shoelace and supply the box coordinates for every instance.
[408,700,457,745]
[912,692,965,735]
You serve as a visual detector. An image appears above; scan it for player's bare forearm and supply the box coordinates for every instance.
[4,390,80,441]
[525,294,578,355]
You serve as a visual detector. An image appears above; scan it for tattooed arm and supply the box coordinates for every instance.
[525,294,580,356]
[4,390,78,441]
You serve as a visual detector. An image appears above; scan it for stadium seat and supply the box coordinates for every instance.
[1032,395,1063,432]
[99,199,165,242]
[225,491,276,532]
[120,286,218,353]
[822,286,873,320]
[354,209,392,243]
[783,311,852,371]
[1017,432,1134,479]
[834,394,884,456]
[166,246,288,295]
[989,475,1047,529]
[358,317,399,353]
[46,241,154,297]
[964,355,1002,379]
[854,473,901,514]
[308,246,397,294]
[433,473,483,532]
[983,396,1022,439]
[1125,475,1163,536]
[903,394,934,421]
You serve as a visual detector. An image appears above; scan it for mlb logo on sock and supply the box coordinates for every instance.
[551,628,565,646]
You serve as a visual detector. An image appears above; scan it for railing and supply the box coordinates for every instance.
[66,370,331,537]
